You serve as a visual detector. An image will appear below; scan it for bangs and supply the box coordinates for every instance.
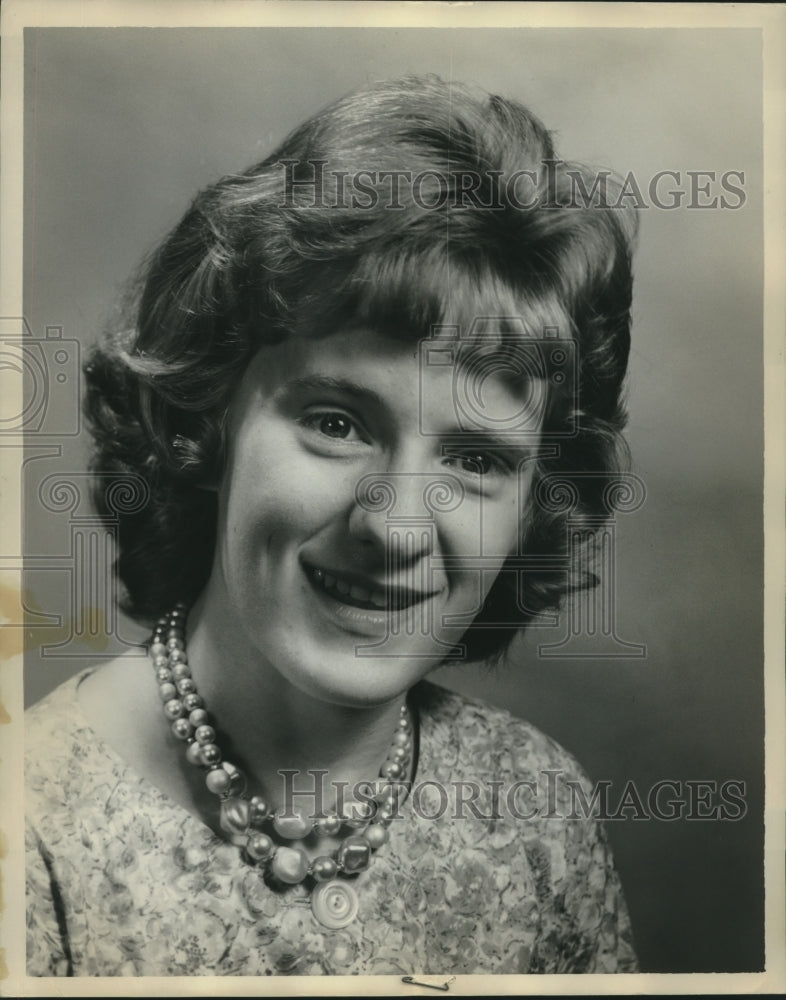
[289,245,576,353]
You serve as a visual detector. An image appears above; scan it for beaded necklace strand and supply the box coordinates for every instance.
[150,603,414,928]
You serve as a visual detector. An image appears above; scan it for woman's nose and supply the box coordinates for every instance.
[348,472,433,561]
[347,470,465,563]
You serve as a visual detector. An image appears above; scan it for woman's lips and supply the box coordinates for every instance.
[303,563,438,612]
[302,561,445,640]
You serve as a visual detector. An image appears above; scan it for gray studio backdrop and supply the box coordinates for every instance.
[21,28,764,974]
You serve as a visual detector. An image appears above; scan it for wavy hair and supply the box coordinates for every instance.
[84,75,637,661]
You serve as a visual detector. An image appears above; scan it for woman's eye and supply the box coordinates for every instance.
[444,451,504,477]
[301,410,365,442]
[318,413,354,439]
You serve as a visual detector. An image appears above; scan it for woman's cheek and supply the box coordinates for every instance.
[445,492,518,562]
[230,453,357,545]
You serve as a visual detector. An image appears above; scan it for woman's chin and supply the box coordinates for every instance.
[269,638,443,709]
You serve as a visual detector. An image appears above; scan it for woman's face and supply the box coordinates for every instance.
[208,325,542,707]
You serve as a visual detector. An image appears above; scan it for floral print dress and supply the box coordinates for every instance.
[26,671,638,976]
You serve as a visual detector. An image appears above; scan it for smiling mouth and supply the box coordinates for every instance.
[305,565,434,612]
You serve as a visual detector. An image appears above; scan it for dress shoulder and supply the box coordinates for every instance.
[26,670,97,816]
[411,680,639,974]
[414,678,593,785]
[25,672,97,977]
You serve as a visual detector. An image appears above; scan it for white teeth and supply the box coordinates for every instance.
[311,567,414,610]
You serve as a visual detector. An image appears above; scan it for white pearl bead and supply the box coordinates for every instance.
[246,832,274,861]
[272,807,311,840]
[189,708,209,727]
[220,797,250,836]
[171,718,192,740]
[249,795,270,826]
[164,698,184,720]
[315,814,342,837]
[195,725,215,745]
[158,682,177,702]
[364,823,389,849]
[270,846,309,884]
[205,768,231,795]
[311,856,338,882]
[200,743,221,766]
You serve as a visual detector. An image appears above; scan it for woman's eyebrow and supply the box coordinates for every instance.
[277,375,386,409]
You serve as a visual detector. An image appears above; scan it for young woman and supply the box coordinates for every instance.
[26,76,639,976]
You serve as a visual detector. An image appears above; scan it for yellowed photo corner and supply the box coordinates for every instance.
[1,0,784,996]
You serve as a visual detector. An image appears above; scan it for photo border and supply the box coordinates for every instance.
[1,1,783,995]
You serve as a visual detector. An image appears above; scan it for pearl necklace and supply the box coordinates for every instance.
[150,604,414,929]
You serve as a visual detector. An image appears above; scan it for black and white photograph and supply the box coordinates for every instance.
[1,1,783,994]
